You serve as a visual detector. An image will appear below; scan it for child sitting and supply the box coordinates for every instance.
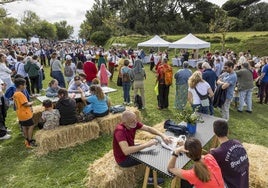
[38,99,60,130]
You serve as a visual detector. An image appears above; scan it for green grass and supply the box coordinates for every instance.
[1,31,268,187]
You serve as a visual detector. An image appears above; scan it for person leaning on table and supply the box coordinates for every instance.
[113,110,172,167]
[167,137,224,188]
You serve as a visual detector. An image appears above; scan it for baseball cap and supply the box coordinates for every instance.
[66,55,72,60]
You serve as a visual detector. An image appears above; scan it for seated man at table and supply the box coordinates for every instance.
[113,110,172,168]
[68,75,89,93]
[210,120,249,188]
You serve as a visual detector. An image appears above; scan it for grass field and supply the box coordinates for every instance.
[1,31,268,187]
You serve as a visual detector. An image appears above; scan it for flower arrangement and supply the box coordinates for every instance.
[177,108,204,125]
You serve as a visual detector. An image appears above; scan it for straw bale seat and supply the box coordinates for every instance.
[32,105,44,126]
[34,120,100,155]
[243,143,268,188]
[95,106,142,135]
[135,121,165,141]
[86,150,145,188]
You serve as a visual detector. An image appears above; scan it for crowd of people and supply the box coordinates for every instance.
[0,41,267,187]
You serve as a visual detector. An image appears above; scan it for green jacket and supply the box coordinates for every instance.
[24,61,40,77]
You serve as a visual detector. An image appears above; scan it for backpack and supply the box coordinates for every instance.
[64,65,74,77]
[164,66,173,85]
[134,94,142,109]
[122,71,130,82]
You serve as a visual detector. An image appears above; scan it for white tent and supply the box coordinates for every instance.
[169,33,210,49]
[137,35,170,47]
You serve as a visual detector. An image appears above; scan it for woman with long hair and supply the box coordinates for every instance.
[80,85,110,117]
[168,138,224,187]
[188,71,214,114]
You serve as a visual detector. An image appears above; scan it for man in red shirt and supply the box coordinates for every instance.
[83,54,97,86]
[113,110,171,167]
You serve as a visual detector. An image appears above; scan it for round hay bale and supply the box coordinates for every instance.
[34,120,100,155]
[243,143,268,188]
[85,150,145,188]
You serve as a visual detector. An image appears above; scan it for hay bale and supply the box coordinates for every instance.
[243,143,268,188]
[32,105,44,126]
[95,107,142,135]
[135,121,165,141]
[86,150,145,188]
[34,120,100,155]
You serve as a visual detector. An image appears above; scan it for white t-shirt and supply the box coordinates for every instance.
[188,81,211,105]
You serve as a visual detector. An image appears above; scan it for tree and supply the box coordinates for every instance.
[20,10,40,39]
[90,31,110,46]
[0,16,19,38]
[54,21,74,40]
[209,8,237,51]
[79,21,92,40]
[222,0,260,17]
[36,20,56,40]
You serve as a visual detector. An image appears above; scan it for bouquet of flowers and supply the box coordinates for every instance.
[177,108,204,125]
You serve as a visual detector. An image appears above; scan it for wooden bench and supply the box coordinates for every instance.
[86,150,145,188]
[34,120,100,155]
[95,106,142,135]
[243,143,268,188]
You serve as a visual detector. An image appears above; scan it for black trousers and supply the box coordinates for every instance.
[158,84,170,108]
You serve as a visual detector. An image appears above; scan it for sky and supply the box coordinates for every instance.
[2,0,267,38]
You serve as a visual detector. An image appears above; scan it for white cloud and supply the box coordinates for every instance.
[3,0,94,38]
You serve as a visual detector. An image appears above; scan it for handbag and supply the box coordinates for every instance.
[194,87,209,107]
[117,76,122,86]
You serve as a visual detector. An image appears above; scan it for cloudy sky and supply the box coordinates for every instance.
[3,0,267,38]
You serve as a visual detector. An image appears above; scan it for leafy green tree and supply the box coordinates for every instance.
[54,21,74,40]
[36,20,56,40]
[0,16,19,38]
[222,0,260,17]
[79,21,92,40]
[90,31,110,46]
[20,10,40,39]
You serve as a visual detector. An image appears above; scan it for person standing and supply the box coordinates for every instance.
[97,64,111,86]
[50,52,65,88]
[24,55,40,96]
[217,61,237,120]
[130,58,146,109]
[83,54,97,86]
[202,62,217,115]
[257,61,268,104]
[236,62,254,113]
[174,61,192,110]
[211,120,249,188]
[121,60,132,105]
[15,55,31,95]
[108,50,118,81]
[0,53,13,89]
[156,58,172,109]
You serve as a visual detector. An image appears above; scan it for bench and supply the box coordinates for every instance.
[86,150,145,188]
[34,120,100,155]
[95,106,142,135]
[243,143,268,188]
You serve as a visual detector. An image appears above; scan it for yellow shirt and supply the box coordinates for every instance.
[13,91,33,121]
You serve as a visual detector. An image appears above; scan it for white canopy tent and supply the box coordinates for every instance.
[137,35,170,47]
[169,33,210,49]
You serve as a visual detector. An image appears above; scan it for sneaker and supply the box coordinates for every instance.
[0,134,11,140]
[6,129,12,134]
[24,140,32,148]
[147,177,164,185]
[29,139,37,147]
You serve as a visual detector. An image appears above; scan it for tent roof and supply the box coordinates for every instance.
[169,33,210,49]
[137,35,170,47]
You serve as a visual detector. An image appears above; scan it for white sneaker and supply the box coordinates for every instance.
[6,129,12,134]
[0,134,11,140]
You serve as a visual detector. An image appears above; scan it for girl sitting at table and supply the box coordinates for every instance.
[167,137,224,188]
[79,85,110,118]
[46,79,61,97]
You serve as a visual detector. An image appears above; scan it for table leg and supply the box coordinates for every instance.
[152,170,161,188]
[142,166,150,188]
[171,176,181,188]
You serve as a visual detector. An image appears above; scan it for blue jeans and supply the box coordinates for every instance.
[238,89,253,111]
[192,104,209,114]
[122,82,131,103]
[52,71,66,88]
[118,156,141,167]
